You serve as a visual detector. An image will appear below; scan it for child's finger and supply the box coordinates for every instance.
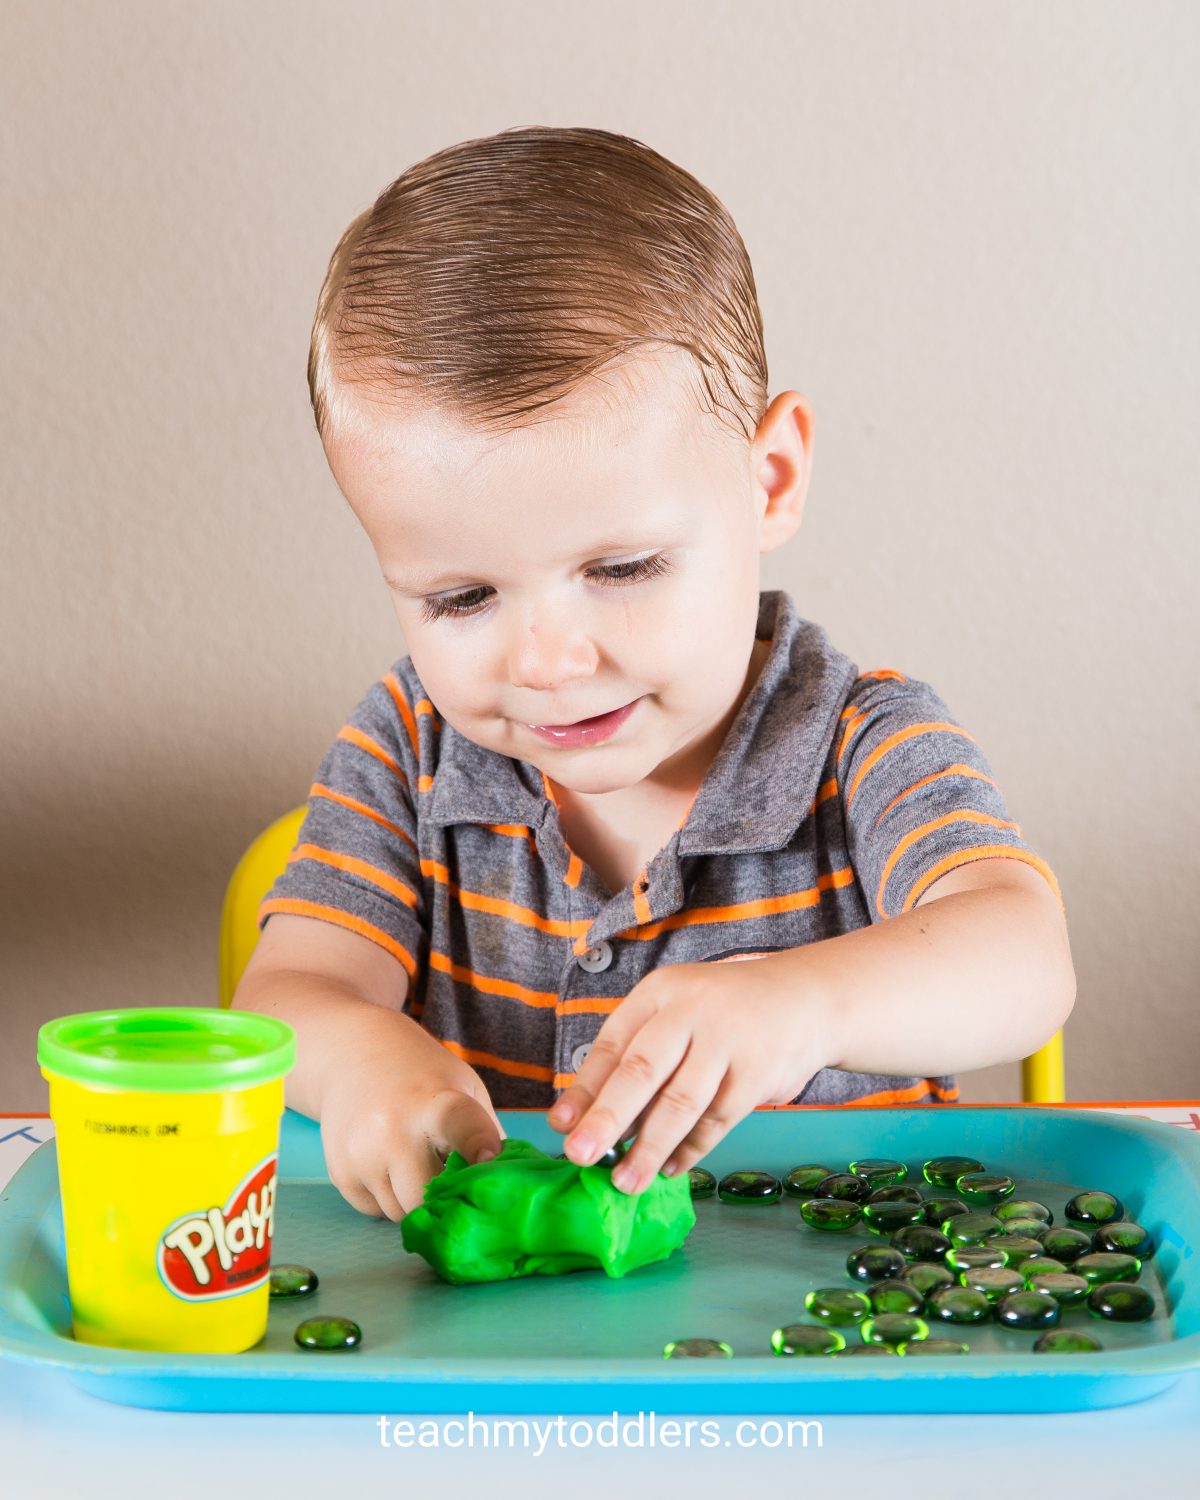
[561,1010,690,1167]
[548,980,666,1133]
[606,1052,730,1193]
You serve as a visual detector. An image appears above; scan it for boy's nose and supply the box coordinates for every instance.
[506,612,599,693]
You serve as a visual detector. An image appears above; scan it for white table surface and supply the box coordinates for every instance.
[3,1103,1199,1500]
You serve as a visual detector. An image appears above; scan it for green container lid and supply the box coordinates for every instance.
[37,1007,296,1093]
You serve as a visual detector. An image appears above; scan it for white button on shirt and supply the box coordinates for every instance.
[569,1042,593,1072]
[575,940,613,973]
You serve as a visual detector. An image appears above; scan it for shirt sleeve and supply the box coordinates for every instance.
[838,672,1062,922]
[256,668,428,992]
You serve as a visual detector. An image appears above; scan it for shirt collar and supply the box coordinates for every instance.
[425,589,858,851]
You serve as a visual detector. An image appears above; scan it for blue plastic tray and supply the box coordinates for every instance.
[0,1105,1197,1414]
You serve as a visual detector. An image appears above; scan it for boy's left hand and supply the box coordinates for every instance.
[545,957,836,1195]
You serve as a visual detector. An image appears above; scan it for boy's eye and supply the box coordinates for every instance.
[418,552,672,624]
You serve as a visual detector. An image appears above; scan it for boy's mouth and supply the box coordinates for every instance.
[527,698,641,747]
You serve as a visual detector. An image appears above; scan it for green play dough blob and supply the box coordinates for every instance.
[399,1137,696,1283]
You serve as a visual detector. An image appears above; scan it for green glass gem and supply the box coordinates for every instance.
[960,1267,1024,1302]
[890,1225,952,1262]
[994,1198,1053,1225]
[944,1212,1005,1246]
[863,1201,923,1236]
[923,1197,969,1227]
[867,1279,924,1315]
[664,1337,734,1358]
[294,1316,362,1351]
[946,1244,1008,1272]
[994,1290,1060,1331]
[926,1286,992,1324]
[717,1170,781,1203]
[836,1343,896,1356]
[800,1196,863,1231]
[848,1158,908,1186]
[1086,1284,1155,1322]
[1019,1256,1067,1280]
[1034,1329,1104,1353]
[1093,1221,1155,1259]
[771,1323,845,1356]
[861,1312,929,1348]
[1064,1190,1125,1226]
[906,1262,956,1297]
[816,1172,872,1203]
[1074,1252,1141,1285]
[269,1263,319,1298]
[1040,1226,1093,1264]
[1028,1272,1090,1305]
[846,1244,907,1281]
[804,1286,872,1325]
[998,1218,1050,1240]
[688,1167,716,1199]
[923,1155,984,1188]
[782,1164,833,1197]
[866,1185,924,1205]
[901,1337,971,1355]
[984,1235,1044,1266]
[955,1172,1017,1206]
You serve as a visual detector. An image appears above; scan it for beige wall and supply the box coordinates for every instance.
[2,1,1197,1110]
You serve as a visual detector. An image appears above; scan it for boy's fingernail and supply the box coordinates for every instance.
[475,1148,497,1164]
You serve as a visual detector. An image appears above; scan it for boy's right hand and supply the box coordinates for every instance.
[316,1013,507,1222]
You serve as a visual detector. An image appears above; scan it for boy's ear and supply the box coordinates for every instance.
[752,391,814,553]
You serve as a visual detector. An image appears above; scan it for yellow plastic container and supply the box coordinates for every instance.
[37,1007,295,1354]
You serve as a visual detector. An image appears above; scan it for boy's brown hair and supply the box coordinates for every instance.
[307,125,768,449]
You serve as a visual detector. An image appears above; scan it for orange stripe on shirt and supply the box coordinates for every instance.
[845,721,978,810]
[484,823,536,841]
[902,845,1064,915]
[857,669,908,683]
[419,858,590,939]
[835,706,869,766]
[256,897,417,978]
[876,811,1021,917]
[872,765,997,829]
[309,784,416,848]
[427,949,560,1008]
[440,1038,555,1084]
[843,1078,959,1106]
[632,867,652,924]
[564,850,584,889]
[286,843,420,909]
[336,724,408,782]
[383,672,422,760]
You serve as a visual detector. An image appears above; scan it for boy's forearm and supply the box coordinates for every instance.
[760,885,1076,1080]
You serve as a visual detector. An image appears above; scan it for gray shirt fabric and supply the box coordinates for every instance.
[258,589,1060,1108]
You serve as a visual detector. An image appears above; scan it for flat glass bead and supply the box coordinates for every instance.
[961,1267,1024,1302]
[994,1198,1053,1225]
[836,1343,896,1356]
[800,1196,863,1231]
[955,1172,1016,1206]
[717,1170,782,1203]
[804,1286,872,1325]
[1093,1220,1155,1259]
[984,1235,1044,1266]
[664,1338,733,1358]
[1064,1190,1125,1226]
[906,1262,957,1297]
[1040,1227,1094,1264]
[926,1286,992,1324]
[1074,1252,1142,1285]
[998,1218,1050,1240]
[890,1225,952,1262]
[944,1212,1005,1246]
[923,1196,969,1227]
[846,1245,907,1282]
[782,1164,832,1197]
[771,1323,845,1356]
[901,1337,971,1355]
[848,1158,908,1186]
[946,1245,1008,1272]
[866,1185,924,1205]
[861,1313,929,1348]
[688,1167,716,1199]
[1019,1256,1067,1280]
[294,1316,362,1351]
[994,1290,1060,1331]
[816,1172,873,1203]
[1029,1272,1090,1305]
[867,1279,924,1315]
[1034,1329,1104,1353]
[1086,1284,1155,1322]
[862,1201,924,1236]
[269,1264,319,1298]
[923,1155,984,1188]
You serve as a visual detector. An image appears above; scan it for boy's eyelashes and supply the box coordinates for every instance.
[416,553,674,624]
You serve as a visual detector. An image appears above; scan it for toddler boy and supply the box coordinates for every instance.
[234,126,1075,1219]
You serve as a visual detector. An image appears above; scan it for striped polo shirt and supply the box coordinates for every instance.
[258,588,1061,1109]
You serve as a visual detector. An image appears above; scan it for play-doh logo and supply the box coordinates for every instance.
[157,1154,277,1301]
